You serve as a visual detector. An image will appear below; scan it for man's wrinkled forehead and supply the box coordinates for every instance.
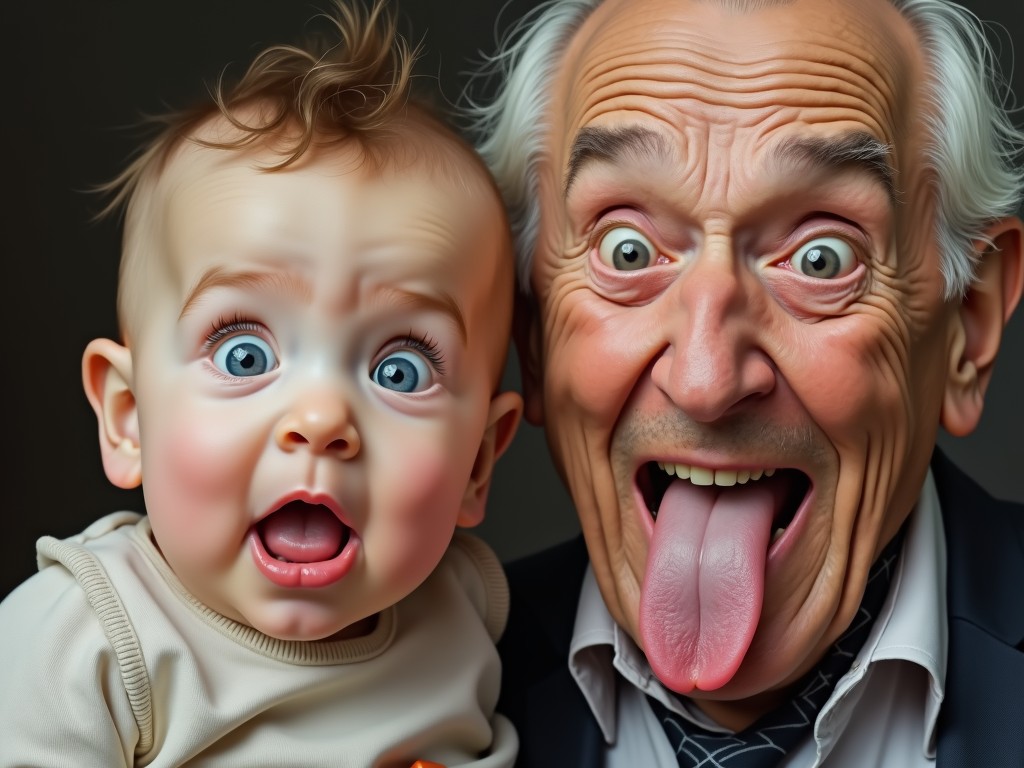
[553,0,923,160]
[567,0,913,57]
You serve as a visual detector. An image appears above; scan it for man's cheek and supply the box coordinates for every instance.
[547,311,646,420]
[794,333,908,444]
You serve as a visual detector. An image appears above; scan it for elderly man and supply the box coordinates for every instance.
[470,0,1024,765]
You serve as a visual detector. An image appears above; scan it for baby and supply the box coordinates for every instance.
[0,2,521,766]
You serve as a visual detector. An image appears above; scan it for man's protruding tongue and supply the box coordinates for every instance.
[259,502,345,563]
[639,480,775,692]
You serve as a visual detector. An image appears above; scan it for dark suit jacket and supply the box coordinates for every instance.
[497,450,1024,766]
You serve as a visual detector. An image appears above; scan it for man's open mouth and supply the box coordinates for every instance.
[638,462,810,541]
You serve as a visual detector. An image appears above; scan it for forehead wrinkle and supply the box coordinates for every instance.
[179,265,313,320]
[564,125,671,196]
[371,285,467,344]
[769,132,898,204]
[565,2,907,134]
[577,50,897,125]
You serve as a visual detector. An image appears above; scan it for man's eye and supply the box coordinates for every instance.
[598,226,656,271]
[212,334,278,377]
[372,351,431,393]
[790,237,856,279]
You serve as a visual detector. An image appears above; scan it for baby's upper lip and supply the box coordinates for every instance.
[258,489,350,528]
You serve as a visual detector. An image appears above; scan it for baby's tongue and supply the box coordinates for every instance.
[639,480,775,692]
[260,503,344,563]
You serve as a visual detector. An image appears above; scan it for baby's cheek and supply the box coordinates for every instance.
[366,443,468,583]
[143,418,254,578]
[141,410,253,538]
[397,459,462,548]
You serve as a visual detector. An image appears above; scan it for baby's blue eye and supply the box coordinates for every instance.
[372,350,431,393]
[791,237,856,279]
[212,334,277,377]
[598,227,656,271]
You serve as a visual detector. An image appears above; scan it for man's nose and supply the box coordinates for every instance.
[650,251,776,422]
[273,387,361,460]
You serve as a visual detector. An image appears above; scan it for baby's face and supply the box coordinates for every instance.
[126,137,514,640]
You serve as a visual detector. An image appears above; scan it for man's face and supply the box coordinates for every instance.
[119,135,515,641]
[528,0,962,713]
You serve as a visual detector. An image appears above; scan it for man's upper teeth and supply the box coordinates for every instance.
[656,462,776,487]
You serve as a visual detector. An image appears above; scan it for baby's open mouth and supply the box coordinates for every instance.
[638,462,810,543]
[257,501,350,564]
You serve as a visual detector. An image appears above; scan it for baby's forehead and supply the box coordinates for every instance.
[154,113,502,221]
[146,122,509,279]
[179,107,495,185]
[120,116,513,373]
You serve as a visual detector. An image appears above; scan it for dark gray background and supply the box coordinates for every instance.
[2,0,1021,600]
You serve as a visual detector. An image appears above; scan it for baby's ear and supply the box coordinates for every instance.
[82,338,142,489]
[457,391,523,528]
[941,218,1024,436]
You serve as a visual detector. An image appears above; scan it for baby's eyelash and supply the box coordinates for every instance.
[403,332,447,375]
[204,315,265,349]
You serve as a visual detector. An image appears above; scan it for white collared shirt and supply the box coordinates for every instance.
[569,470,948,767]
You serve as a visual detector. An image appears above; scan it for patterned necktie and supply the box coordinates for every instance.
[648,529,904,768]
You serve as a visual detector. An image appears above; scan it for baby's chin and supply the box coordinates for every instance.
[244,605,378,642]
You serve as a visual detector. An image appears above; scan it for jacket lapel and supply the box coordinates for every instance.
[932,449,1024,766]
[499,536,603,767]
[517,656,603,767]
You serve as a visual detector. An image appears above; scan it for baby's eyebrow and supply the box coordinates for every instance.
[179,266,313,320]
[373,286,467,344]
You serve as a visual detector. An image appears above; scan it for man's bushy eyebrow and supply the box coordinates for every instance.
[564,125,670,196]
[564,127,897,205]
[771,132,898,203]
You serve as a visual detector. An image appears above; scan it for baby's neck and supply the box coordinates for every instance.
[319,614,378,642]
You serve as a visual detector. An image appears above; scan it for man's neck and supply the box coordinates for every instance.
[688,687,792,732]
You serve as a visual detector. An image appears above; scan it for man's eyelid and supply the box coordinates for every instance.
[592,218,673,261]
[764,222,869,269]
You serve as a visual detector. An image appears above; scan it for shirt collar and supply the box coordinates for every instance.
[568,569,620,742]
[568,469,948,753]
[843,467,948,756]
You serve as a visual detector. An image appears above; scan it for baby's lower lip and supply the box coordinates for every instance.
[248,529,359,588]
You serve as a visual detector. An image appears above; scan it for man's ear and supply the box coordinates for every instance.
[82,338,143,489]
[513,290,545,426]
[941,217,1024,436]
[458,391,524,528]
